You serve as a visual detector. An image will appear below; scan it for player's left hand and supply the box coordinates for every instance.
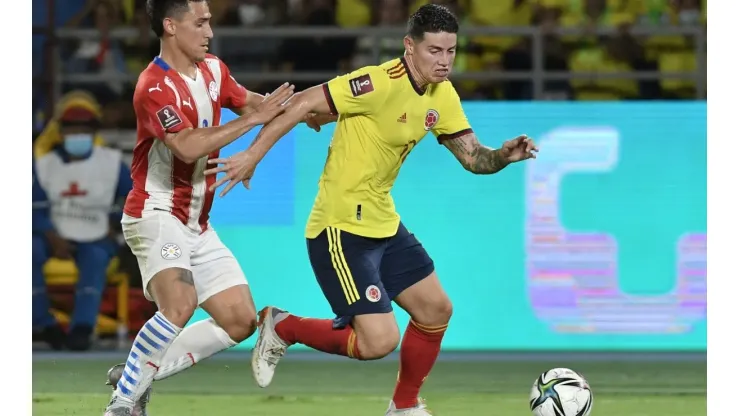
[205,150,260,197]
[499,134,539,163]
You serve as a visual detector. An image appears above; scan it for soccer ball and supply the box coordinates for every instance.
[529,368,593,416]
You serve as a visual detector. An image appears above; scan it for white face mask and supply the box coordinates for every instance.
[239,4,265,25]
[679,9,700,25]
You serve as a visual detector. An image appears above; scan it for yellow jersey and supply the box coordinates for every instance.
[306,58,472,239]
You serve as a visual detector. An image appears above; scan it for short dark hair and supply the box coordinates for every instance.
[406,4,459,41]
[146,0,207,37]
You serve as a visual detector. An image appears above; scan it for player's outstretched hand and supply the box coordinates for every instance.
[205,149,260,197]
[499,134,539,163]
[249,83,295,125]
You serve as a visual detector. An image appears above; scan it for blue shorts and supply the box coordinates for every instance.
[306,222,435,328]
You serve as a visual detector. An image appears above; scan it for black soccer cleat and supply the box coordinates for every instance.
[106,363,152,416]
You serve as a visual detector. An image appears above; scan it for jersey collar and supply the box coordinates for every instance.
[153,56,171,71]
[400,57,427,96]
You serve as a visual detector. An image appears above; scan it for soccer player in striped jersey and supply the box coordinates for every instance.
[101,1,300,415]
[208,4,538,415]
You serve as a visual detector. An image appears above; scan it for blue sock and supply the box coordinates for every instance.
[114,311,182,403]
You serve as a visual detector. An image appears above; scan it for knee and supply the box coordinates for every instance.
[216,308,258,343]
[157,300,197,328]
[415,297,453,327]
[149,268,198,327]
[358,327,400,360]
[436,298,453,323]
[79,243,112,268]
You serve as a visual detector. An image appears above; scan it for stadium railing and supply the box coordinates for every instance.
[49,25,706,101]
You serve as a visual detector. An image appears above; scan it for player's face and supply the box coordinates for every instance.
[406,32,457,83]
[170,1,213,62]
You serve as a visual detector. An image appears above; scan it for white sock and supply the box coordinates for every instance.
[115,311,182,403]
[154,318,237,381]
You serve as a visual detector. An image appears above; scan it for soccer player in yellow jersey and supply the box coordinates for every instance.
[207,4,538,415]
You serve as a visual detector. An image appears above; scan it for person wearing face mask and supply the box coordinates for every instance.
[32,105,133,352]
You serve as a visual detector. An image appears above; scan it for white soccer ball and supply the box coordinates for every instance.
[529,368,593,416]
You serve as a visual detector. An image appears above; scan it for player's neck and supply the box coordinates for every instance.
[403,57,430,90]
[158,44,198,79]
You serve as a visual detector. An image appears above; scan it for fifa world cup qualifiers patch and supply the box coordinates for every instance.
[349,74,374,97]
[156,105,183,130]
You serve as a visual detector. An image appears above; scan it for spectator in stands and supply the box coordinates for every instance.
[352,0,406,68]
[534,1,571,99]
[64,0,129,105]
[464,0,535,99]
[279,0,354,90]
[32,92,132,351]
[336,0,372,28]
[216,0,281,94]
[568,11,641,100]
[645,0,703,98]
[122,7,158,78]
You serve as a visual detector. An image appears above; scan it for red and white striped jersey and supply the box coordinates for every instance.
[124,54,249,233]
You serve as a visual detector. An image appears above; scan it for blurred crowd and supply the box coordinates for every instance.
[33,0,706,130]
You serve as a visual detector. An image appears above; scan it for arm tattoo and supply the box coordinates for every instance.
[442,133,509,174]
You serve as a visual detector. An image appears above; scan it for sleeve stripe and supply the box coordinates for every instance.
[322,83,338,115]
[437,128,473,144]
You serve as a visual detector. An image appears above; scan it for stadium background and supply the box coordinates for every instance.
[31,0,706,415]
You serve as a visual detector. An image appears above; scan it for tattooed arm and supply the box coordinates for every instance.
[441,132,510,174]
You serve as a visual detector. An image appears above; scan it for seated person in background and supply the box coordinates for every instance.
[468,0,535,99]
[278,0,354,91]
[655,0,702,98]
[568,12,641,100]
[32,104,132,351]
[352,0,407,68]
[336,0,372,27]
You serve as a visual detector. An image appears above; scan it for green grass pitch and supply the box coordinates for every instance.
[32,352,706,415]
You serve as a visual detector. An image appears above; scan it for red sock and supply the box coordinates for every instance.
[392,320,448,409]
[275,315,361,359]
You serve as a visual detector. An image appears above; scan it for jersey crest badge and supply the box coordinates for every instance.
[365,285,381,302]
[208,80,219,101]
[349,74,374,97]
[424,109,439,131]
[156,105,183,130]
[161,243,182,260]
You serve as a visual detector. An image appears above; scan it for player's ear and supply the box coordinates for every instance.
[403,36,414,57]
[162,17,176,36]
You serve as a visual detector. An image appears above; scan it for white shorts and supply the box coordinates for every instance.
[121,212,248,304]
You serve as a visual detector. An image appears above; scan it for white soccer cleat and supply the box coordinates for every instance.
[385,398,433,415]
[251,306,290,388]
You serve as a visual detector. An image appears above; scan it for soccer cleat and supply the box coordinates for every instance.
[385,398,433,415]
[251,306,290,388]
[103,394,133,416]
[106,363,151,416]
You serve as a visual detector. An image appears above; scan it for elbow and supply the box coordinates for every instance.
[175,150,200,164]
[179,155,200,164]
[459,158,481,174]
